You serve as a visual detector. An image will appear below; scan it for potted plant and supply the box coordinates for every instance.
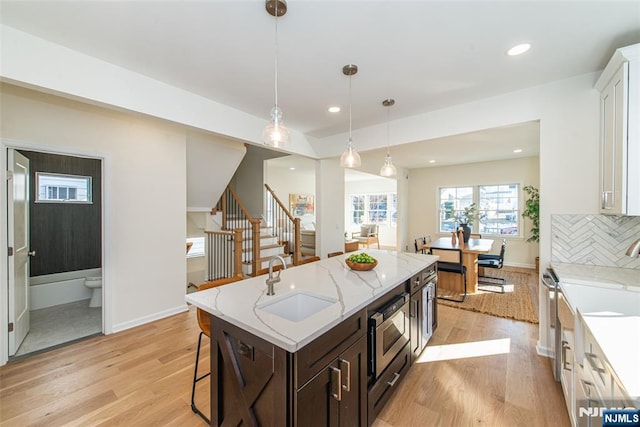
[454,202,479,242]
[522,185,540,271]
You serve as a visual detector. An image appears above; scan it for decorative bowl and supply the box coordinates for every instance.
[345,259,378,271]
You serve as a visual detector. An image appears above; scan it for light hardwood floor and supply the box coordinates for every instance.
[1,269,569,427]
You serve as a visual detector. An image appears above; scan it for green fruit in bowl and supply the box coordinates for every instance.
[347,252,376,264]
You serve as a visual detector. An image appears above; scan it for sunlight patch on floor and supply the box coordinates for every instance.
[416,338,511,363]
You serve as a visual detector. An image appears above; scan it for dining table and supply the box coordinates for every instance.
[424,237,495,294]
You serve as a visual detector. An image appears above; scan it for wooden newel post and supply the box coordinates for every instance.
[293,218,301,266]
[251,219,261,276]
[233,228,243,278]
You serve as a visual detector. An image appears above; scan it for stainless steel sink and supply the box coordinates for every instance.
[258,291,338,322]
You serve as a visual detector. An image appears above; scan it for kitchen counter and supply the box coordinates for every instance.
[185,250,437,353]
[551,262,640,404]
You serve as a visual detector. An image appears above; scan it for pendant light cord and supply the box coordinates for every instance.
[274,2,279,110]
[386,106,391,155]
[348,75,352,144]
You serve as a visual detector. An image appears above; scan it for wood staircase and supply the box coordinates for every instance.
[206,184,301,279]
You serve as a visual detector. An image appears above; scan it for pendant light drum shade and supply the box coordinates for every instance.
[263,0,290,148]
[340,64,361,168]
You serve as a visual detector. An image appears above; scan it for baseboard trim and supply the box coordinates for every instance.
[111,304,188,334]
[503,261,536,270]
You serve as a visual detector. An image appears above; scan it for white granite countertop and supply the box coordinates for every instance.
[551,262,640,403]
[185,250,437,353]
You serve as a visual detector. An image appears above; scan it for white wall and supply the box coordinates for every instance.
[0,84,189,362]
[265,163,316,226]
[186,131,246,211]
[316,159,346,258]
[407,156,540,267]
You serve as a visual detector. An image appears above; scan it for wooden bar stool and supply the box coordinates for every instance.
[191,275,243,423]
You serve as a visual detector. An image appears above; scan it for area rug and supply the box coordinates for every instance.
[437,269,539,324]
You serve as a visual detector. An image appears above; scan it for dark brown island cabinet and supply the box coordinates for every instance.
[208,263,437,426]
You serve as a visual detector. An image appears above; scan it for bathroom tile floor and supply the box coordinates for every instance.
[13,299,102,357]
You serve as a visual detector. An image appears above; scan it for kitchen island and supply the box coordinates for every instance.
[185,250,437,426]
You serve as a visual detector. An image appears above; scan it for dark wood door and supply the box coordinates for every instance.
[410,288,423,363]
[338,336,367,427]
[296,362,340,426]
[296,336,367,427]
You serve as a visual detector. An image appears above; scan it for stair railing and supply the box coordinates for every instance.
[265,184,301,266]
[204,228,243,280]
[218,185,261,276]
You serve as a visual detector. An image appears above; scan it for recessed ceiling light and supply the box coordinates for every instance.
[513,149,523,153]
[507,43,531,56]
[328,106,341,113]
[429,160,436,164]
[289,167,296,171]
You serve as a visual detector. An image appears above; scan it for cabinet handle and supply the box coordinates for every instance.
[330,367,342,401]
[339,359,351,392]
[561,341,572,371]
[580,379,595,396]
[410,300,417,318]
[387,372,401,387]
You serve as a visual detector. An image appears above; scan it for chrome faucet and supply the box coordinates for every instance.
[626,238,640,257]
[265,255,287,296]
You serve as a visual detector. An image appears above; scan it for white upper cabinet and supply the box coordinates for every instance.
[595,43,640,215]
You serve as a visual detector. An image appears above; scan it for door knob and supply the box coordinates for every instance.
[28,250,36,257]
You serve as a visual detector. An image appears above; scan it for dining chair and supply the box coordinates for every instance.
[414,235,432,254]
[191,275,243,423]
[430,247,467,303]
[470,233,482,239]
[477,239,507,293]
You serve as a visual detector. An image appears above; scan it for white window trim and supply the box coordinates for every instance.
[347,192,397,227]
[35,171,93,204]
[437,182,523,239]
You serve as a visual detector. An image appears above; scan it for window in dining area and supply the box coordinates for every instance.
[439,186,473,232]
[438,184,521,237]
[478,184,519,236]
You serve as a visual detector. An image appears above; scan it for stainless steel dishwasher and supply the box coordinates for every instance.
[541,267,561,381]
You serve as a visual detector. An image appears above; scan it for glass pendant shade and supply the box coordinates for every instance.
[380,153,397,177]
[340,139,361,168]
[263,0,289,149]
[341,64,360,168]
[263,106,290,148]
[379,98,396,177]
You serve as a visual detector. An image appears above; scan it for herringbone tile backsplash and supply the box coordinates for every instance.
[551,215,640,269]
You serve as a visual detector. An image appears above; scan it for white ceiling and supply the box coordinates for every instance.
[1,1,638,168]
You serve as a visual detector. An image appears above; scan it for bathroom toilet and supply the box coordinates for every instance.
[84,276,102,307]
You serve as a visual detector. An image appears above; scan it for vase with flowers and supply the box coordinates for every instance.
[454,202,480,243]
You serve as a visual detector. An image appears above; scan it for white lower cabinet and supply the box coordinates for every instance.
[573,313,637,427]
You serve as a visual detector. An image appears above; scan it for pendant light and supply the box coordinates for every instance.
[340,64,361,168]
[263,0,290,148]
[380,99,397,177]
